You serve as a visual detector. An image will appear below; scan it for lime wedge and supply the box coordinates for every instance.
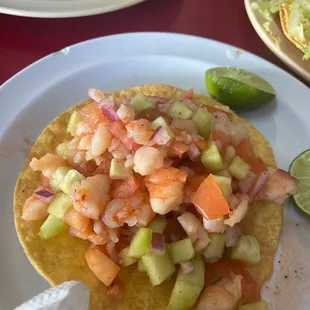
[205,67,276,111]
[289,149,310,216]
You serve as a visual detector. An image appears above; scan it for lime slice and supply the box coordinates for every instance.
[205,67,276,111]
[289,149,310,216]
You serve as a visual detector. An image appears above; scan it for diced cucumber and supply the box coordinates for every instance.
[228,156,251,180]
[168,238,195,264]
[141,251,175,286]
[130,93,155,114]
[48,192,71,220]
[238,301,268,310]
[58,169,85,194]
[201,143,223,173]
[128,227,152,259]
[109,158,132,180]
[169,101,193,119]
[191,108,213,139]
[138,259,147,272]
[147,215,168,234]
[230,235,261,265]
[151,116,175,138]
[56,142,69,160]
[168,256,205,310]
[39,214,66,240]
[203,233,226,263]
[67,111,82,134]
[50,166,71,192]
[118,247,138,267]
[213,175,232,201]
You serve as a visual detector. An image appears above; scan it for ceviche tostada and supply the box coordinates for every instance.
[14,84,296,310]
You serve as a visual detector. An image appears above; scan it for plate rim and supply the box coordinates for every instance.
[244,0,310,83]
[0,0,145,18]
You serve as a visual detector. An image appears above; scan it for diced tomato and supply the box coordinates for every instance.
[211,130,230,154]
[93,159,111,175]
[84,246,120,286]
[251,156,267,174]
[40,173,51,190]
[205,258,261,303]
[109,122,139,151]
[107,277,124,301]
[112,175,140,199]
[183,88,194,100]
[192,174,230,220]
[235,138,256,165]
[187,175,208,192]
[178,159,207,175]
[207,105,232,117]
[168,141,189,158]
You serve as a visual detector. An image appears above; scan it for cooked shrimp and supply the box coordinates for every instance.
[133,146,165,176]
[177,212,201,243]
[70,174,110,220]
[91,123,112,157]
[145,167,187,214]
[108,138,130,159]
[103,191,155,228]
[126,119,154,145]
[197,274,243,310]
[79,102,107,132]
[224,199,248,227]
[109,122,139,152]
[106,241,119,263]
[203,218,226,233]
[117,104,135,124]
[255,169,297,204]
[29,154,68,178]
[78,134,92,151]
[22,194,49,221]
[64,207,90,231]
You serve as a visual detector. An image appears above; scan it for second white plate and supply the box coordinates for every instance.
[0,0,145,18]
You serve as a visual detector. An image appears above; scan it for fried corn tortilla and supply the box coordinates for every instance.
[279,3,309,53]
[14,84,281,309]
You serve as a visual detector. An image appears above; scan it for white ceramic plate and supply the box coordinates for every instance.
[0,0,144,18]
[245,0,310,83]
[0,32,309,310]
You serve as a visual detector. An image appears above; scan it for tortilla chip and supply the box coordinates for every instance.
[14,84,281,309]
[279,3,308,53]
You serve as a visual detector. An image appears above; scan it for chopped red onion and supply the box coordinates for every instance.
[122,97,131,104]
[151,233,165,255]
[149,126,162,141]
[225,225,242,247]
[180,99,197,111]
[187,143,200,161]
[88,88,105,102]
[101,105,119,121]
[238,171,257,194]
[180,261,194,275]
[248,171,270,203]
[35,189,54,198]
[147,96,169,105]
[152,127,171,145]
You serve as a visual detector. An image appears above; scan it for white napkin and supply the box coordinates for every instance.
[14,281,89,310]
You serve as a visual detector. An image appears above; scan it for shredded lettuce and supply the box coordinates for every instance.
[253,0,310,59]
[303,45,310,59]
